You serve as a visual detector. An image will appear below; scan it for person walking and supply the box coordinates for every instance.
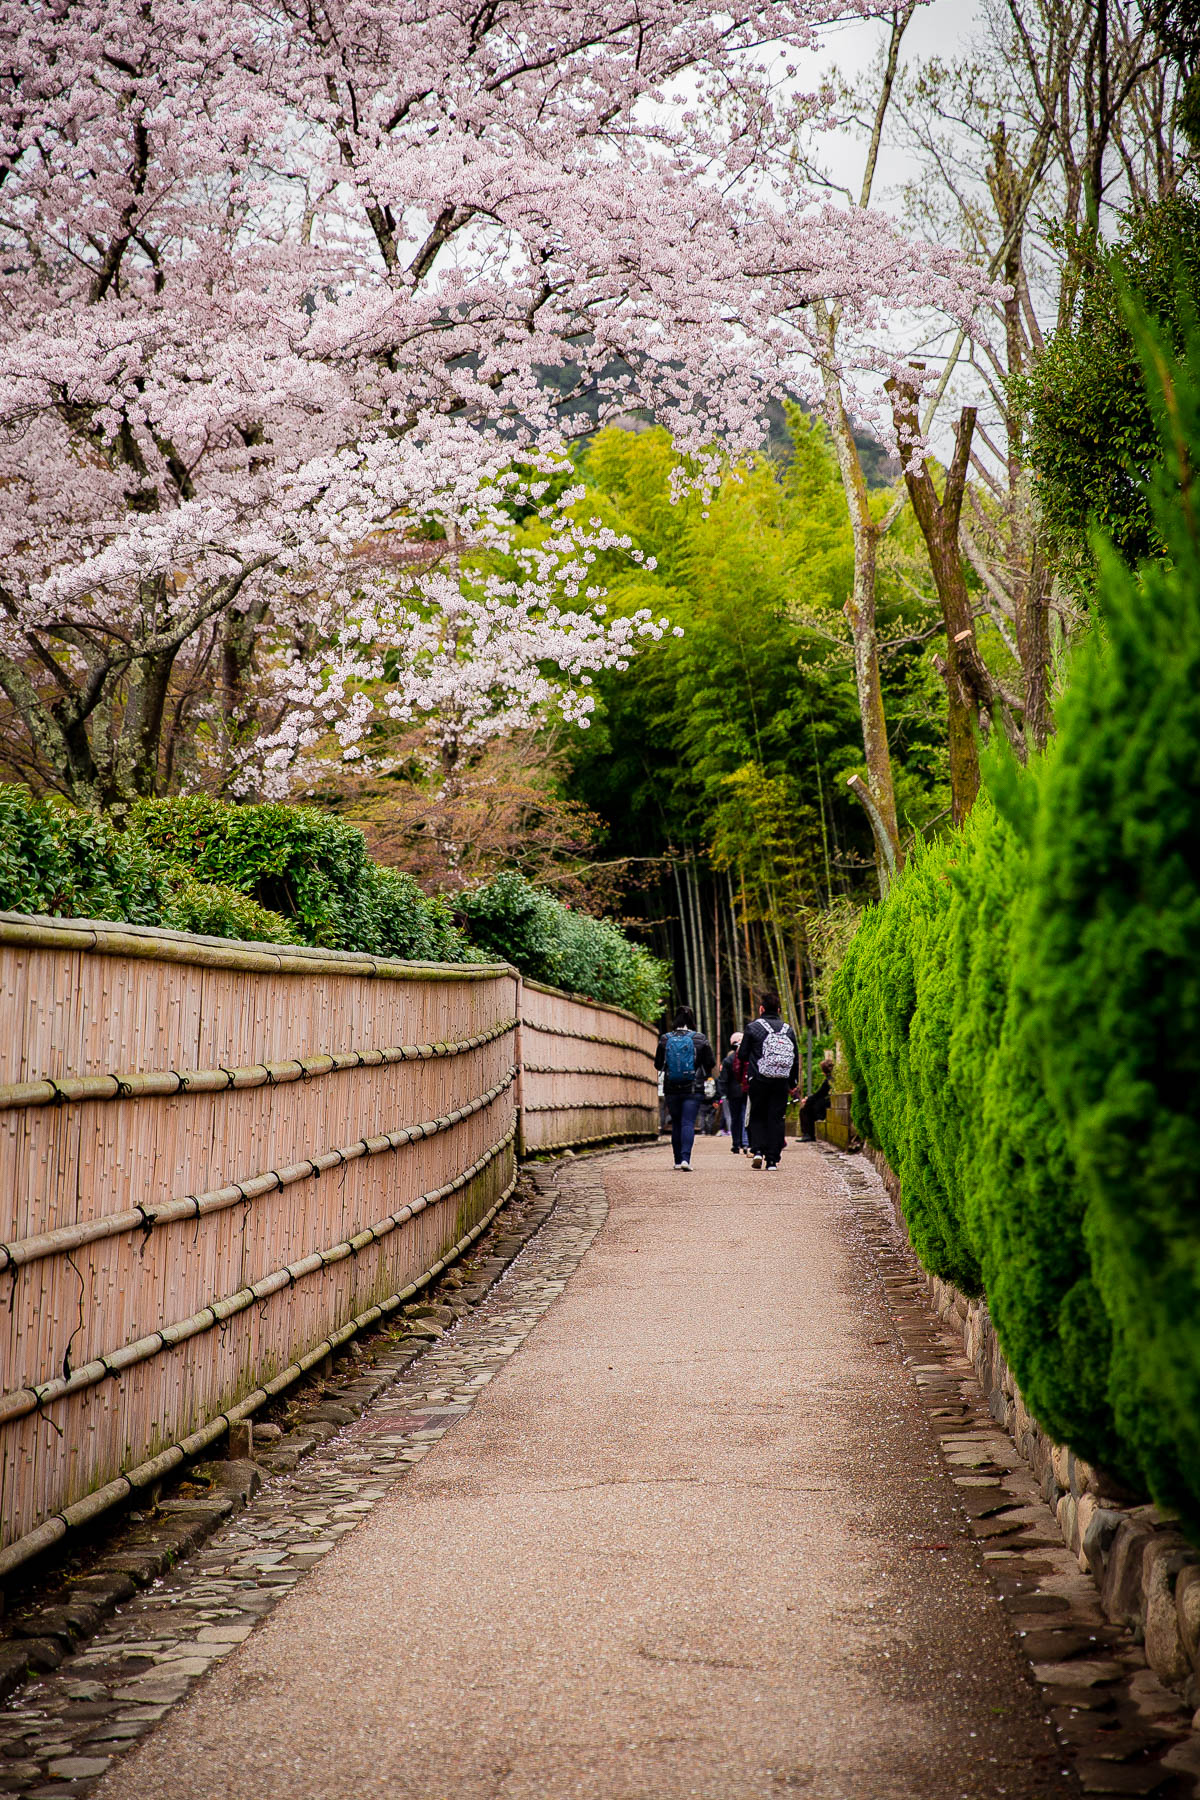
[739,989,799,1171]
[654,1004,715,1172]
[720,1031,750,1154]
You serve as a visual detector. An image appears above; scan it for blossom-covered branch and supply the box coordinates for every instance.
[0,0,991,807]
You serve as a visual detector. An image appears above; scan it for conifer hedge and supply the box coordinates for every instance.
[831,306,1200,1526]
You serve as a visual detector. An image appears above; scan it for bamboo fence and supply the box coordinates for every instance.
[0,917,656,1573]
[516,979,658,1155]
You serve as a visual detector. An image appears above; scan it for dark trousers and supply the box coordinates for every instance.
[798,1096,826,1140]
[727,1089,747,1150]
[748,1078,790,1166]
[666,1093,702,1164]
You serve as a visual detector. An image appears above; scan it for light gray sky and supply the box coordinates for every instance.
[798,0,986,199]
[788,1,995,452]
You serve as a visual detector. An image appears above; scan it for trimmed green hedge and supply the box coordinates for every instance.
[831,307,1200,1525]
[0,791,667,1021]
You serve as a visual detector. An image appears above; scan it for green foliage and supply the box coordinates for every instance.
[832,787,1129,1480]
[1019,301,1200,1520]
[162,876,300,945]
[0,787,169,924]
[831,836,982,1295]
[954,781,1122,1472]
[833,301,1200,1524]
[458,871,669,1020]
[1019,194,1200,583]
[555,417,950,897]
[0,788,662,1007]
[132,796,467,962]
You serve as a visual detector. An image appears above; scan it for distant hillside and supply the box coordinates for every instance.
[540,362,899,489]
[759,394,899,488]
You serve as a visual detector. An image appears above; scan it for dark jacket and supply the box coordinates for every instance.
[655,1027,716,1098]
[720,1048,747,1099]
[738,1014,799,1087]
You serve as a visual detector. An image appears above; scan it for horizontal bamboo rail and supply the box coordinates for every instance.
[0,916,656,1575]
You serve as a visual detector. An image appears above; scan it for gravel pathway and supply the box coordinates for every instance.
[74,1134,1075,1800]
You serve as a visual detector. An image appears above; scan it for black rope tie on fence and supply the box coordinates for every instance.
[60,1252,86,1385]
[33,1389,64,1438]
[45,1078,68,1106]
[219,1067,237,1091]
[172,1070,189,1094]
[134,1205,155,1253]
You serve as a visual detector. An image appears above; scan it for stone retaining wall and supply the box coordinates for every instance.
[861,1141,1200,1718]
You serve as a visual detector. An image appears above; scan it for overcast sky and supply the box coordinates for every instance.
[798,0,986,199]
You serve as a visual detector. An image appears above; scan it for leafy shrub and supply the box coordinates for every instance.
[0,790,662,1007]
[458,871,668,1021]
[832,303,1200,1524]
[358,864,467,965]
[0,788,168,924]
[132,796,467,962]
[163,876,299,945]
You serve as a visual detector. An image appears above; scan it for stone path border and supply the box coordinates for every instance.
[0,1158,608,1799]
[827,1144,1200,1799]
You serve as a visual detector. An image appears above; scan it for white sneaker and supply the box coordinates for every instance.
[751,1153,764,1170]
[674,1162,683,1171]
[680,1159,692,1172]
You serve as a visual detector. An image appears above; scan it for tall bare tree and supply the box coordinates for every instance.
[803,6,919,892]
[891,0,1196,758]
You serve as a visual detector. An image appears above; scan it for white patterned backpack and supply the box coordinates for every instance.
[758,1021,794,1079]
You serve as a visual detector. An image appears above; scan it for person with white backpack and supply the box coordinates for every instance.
[737,989,799,1171]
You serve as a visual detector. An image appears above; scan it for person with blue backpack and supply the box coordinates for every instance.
[737,989,799,1171]
[654,1004,716,1172]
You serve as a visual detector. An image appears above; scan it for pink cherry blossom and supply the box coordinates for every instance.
[0,0,992,805]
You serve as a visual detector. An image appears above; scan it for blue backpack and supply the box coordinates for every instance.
[663,1029,696,1091]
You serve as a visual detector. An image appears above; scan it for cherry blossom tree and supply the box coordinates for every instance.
[0,0,992,811]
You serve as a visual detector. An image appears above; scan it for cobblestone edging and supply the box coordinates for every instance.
[0,1159,609,1800]
[829,1145,1200,1798]
[859,1141,1200,1724]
